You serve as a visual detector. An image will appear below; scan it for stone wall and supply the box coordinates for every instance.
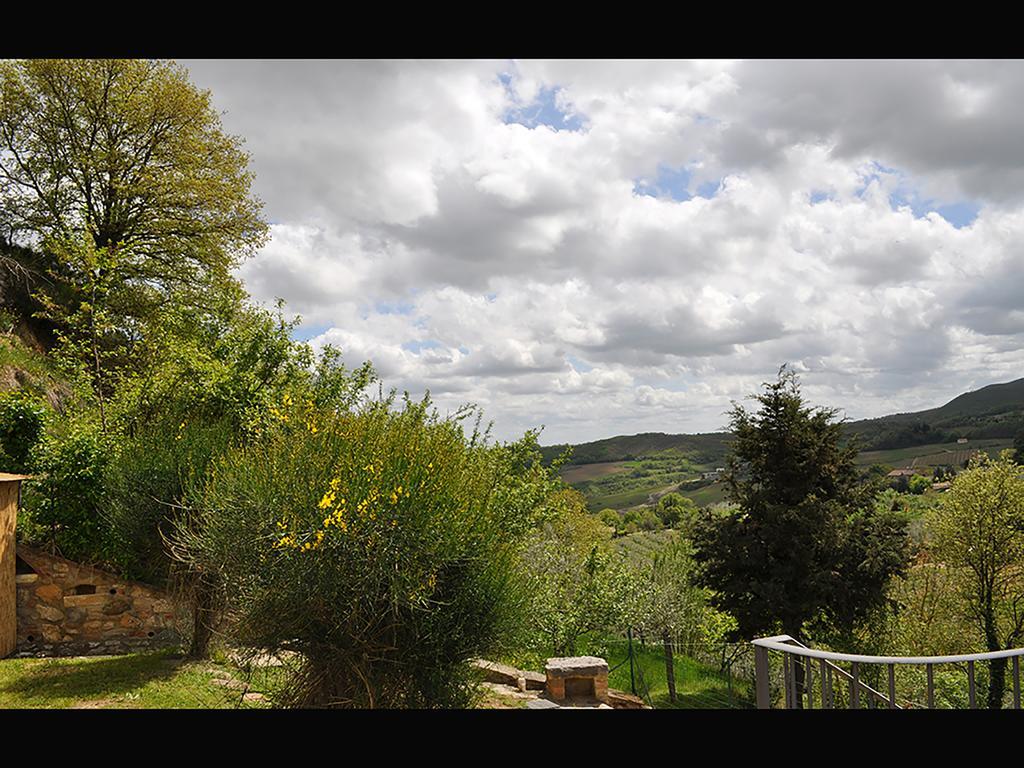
[13,545,181,657]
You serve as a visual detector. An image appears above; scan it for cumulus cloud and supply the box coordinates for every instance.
[181,59,1024,443]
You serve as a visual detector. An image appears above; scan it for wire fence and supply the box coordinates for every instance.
[596,628,756,709]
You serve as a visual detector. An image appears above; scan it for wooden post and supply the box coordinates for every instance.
[755,644,771,709]
[0,474,29,659]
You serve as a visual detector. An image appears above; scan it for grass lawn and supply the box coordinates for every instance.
[507,636,753,709]
[0,649,272,709]
[588,638,753,709]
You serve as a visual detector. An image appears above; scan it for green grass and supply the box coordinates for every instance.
[678,481,729,506]
[614,529,679,562]
[0,649,273,709]
[582,637,752,709]
[506,634,752,710]
[855,438,1013,468]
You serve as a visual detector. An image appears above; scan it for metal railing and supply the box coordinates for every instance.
[752,634,1024,709]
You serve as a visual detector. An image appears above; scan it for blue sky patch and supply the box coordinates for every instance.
[566,354,593,372]
[856,161,980,228]
[291,323,331,342]
[634,164,721,202]
[401,339,443,354]
[500,74,586,132]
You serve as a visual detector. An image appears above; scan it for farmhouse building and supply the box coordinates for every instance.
[886,468,917,478]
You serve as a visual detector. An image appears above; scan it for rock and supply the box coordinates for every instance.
[471,659,522,687]
[36,583,63,602]
[102,598,132,616]
[544,656,609,678]
[37,604,65,622]
[211,678,247,690]
[522,670,546,690]
[607,689,648,709]
[527,698,562,709]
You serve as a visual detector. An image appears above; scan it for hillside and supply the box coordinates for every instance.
[545,377,1024,512]
[544,378,1024,466]
[844,378,1024,450]
[540,432,733,466]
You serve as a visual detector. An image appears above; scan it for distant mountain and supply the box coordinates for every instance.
[540,431,733,467]
[543,377,1024,464]
[844,377,1024,450]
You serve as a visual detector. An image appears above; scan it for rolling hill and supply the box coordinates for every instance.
[545,377,1024,511]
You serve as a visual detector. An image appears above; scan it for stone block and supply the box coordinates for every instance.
[36,583,63,602]
[37,604,65,622]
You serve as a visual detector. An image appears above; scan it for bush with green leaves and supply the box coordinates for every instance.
[522,489,641,656]
[655,492,698,530]
[21,420,112,562]
[0,390,47,472]
[908,474,931,495]
[173,393,560,708]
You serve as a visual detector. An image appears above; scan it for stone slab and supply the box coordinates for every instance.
[526,698,561,709]
[545,656,609,678]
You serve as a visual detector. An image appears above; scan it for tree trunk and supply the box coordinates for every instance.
[188,576,216,659]
[663,632,676,703]
[988,657,1006,709]
[984,608,1005,708]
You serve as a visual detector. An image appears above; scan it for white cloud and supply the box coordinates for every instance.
[182,59,1024,443]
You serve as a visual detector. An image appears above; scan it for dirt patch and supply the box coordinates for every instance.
[69,699,117,709]
[559,461,629,484]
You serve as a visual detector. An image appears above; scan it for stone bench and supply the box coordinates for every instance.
[545,656,609,703]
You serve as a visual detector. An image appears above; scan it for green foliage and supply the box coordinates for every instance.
[22,419,112,562]
[108,299,317,440]
[693,366,911,641]
[522,489,640,656]
[656,492,698,530]
[622,505,661,533]
[173,393,560,708]
[929,451,1024,707]
[0,390,47,471]
[907,474,931,495]
[0,59,267,298]
[634,536,734,658]
[103,412,236,584]
[596,507,622,532]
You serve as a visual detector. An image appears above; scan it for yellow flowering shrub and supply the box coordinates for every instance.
[175,391,560,708]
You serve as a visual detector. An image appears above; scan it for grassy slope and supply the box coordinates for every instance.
[856,437,1013,468]
[582,637,751,709]
[0,650,272,709]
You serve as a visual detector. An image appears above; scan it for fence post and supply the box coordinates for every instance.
[755,643,771,709]
[627,626,636,696]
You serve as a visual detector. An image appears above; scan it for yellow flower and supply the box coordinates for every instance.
[319,490,336,510]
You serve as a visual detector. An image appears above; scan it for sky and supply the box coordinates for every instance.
[181,60,1024,444]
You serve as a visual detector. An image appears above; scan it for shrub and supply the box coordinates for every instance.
[522,489,640,656]
[22,420,112,562]
[656,492,698,530]
[0,391,47,472]
[104,411,236,584]
[908,474,931,495]
[173,393,559,708]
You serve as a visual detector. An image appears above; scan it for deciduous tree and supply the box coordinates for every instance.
[930,451,1024,708]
